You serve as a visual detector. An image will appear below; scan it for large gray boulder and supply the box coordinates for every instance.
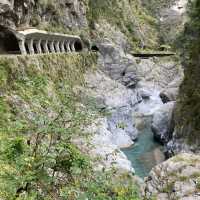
[107,106,138,142]
[160,76,184,103]
[160,87,179,103]
[97,40,139,88]
[143,153,200,200]
[151,102,175,144]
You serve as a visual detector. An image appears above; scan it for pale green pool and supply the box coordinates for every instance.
[122,128,165,178]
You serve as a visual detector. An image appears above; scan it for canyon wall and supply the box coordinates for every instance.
[167,0,200,154]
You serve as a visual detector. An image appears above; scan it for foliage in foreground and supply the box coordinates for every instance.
[0,53,140,199]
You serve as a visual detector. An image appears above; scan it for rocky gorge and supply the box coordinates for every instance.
[0,0,200,199]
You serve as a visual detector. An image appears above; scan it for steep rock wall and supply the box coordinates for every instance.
[0,0,88,30]
[141,0,188,46]
[166,0,200,154]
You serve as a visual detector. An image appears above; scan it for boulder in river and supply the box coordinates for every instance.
[160,76,184,103]
[151,102,175,144]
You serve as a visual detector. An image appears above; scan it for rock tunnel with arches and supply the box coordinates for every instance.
[0,27,84,55]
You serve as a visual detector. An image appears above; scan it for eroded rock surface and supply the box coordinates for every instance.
[151,102,175,144]
[73,70,140,172]
[160,76,184,103]
[143,153,200,200]
[96,32,183,91]
[84,70,139,148]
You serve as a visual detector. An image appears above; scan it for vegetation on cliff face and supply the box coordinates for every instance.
[87,0,159,50]
[140,0,175,15]
[0,54,140,199]
[175,0,200,147]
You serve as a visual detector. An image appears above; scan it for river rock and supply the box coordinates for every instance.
[107,106,138,143]
[90,118,133,170]
[151,102,175,144]
[160,87,179,103]
[160,76,184,103]
[143,153,200,200]
[73,118,134,173]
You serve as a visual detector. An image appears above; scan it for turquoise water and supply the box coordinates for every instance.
[122,128,164,178]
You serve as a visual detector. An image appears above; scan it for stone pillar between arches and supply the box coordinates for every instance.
[70,41,75,52]
[65,41,71,52]
[42,40,49,53]
[60,41,65,52]
[35,39,42,54]
[55,41,60,52]
[18,40,27,55]
[49,40,55,53]
[27,39,34,54]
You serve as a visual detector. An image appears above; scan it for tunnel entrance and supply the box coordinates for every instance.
[74,40,83,52]
[0,27,20,54]
[91,45,99,52]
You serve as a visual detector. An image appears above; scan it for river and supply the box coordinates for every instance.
[122,88,166,178]
[122,127,165,178]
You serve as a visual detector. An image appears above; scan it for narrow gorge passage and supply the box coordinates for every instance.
[122,127,165,178]
[121,89,166,178]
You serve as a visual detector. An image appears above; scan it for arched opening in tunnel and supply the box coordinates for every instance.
[41,41,46,53]
[47,43,51,53]
[53,43,57,52]
[33,42,38,54]
[74,40,83,52]
[91,45,99,52]
[0,26,20,54]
